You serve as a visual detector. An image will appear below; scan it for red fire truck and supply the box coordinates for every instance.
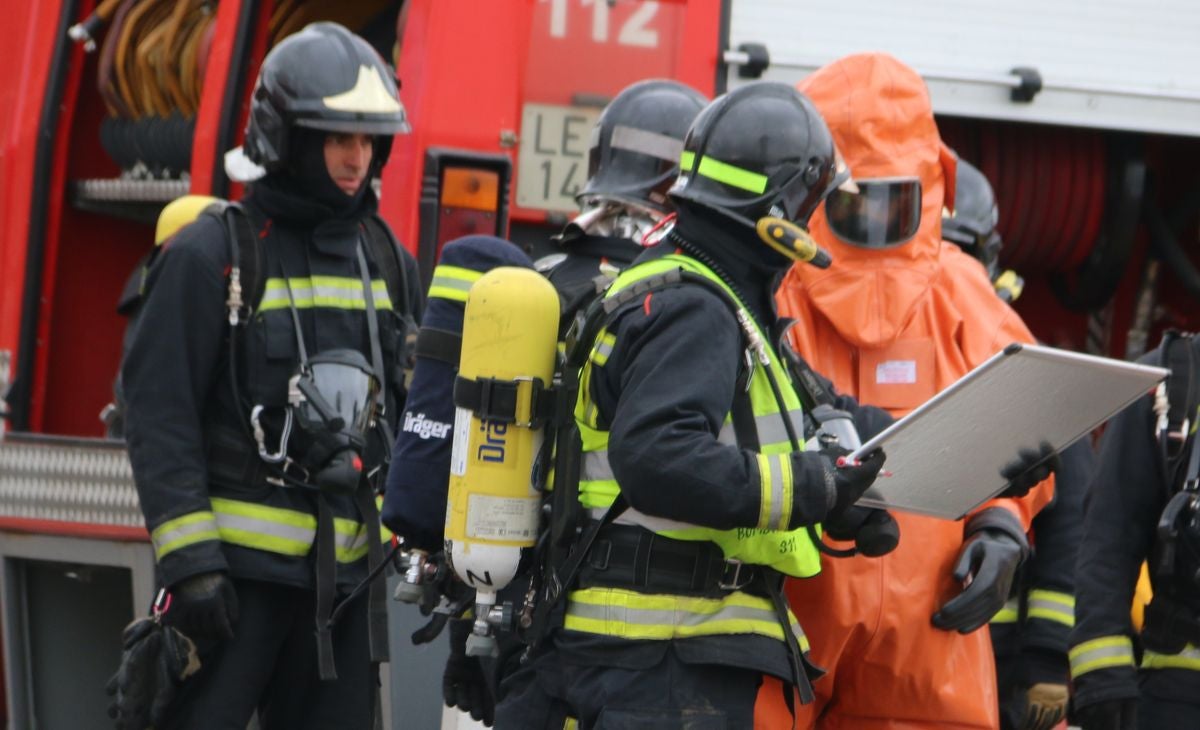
[1,0,1198,726]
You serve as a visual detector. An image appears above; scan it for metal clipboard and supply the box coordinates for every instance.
[848,343,1168,519]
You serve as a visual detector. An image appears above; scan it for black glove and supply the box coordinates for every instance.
[790,447,886,524]
[105,617,201,729]
[999,441,1060,498]
[932,508,1028,633]
[1073,698,1138,730]
[167,572,238,640]
[824,505,900,557]
[443,619,495,726]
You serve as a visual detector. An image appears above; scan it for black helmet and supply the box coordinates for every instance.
[668,82,847,229]
[577,79,708,213]
[943,156,1002,275]
[244,22,410,173]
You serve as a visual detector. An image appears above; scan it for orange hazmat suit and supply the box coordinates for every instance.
[755,53,1054,730]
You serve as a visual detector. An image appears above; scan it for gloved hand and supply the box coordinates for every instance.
[1020,682,1068,730]
[443,618,495,726]
[409,552,475,645]
[823,505,900,557]
[790,447,886,525]
[1073,698,1138,730]
[105,617,201,729]
[932,508,1028,633]
[168,571,238,640]
[999,441,1060,498]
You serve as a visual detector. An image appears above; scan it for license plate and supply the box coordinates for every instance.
[516,103,602,213]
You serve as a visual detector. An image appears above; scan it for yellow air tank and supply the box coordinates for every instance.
[155,194,220,245]
[446,266,560,654]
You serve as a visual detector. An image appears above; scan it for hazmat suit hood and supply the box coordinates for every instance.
[785,52,957,349]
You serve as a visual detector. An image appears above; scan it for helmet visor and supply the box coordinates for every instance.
[295,115,411,135]
[579,124,684,209]
[825,177,922,249]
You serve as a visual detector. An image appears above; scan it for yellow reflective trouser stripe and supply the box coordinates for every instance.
[563,718,578,730]
[427,265,482,302]
[152,511,221,560]
[1070,636,1135,677]
[755,452,793,531]
[1028,589,1075,627]
[564,587,809,650]
[1142,645,1200,670]
[991,597,1020,624]
[258,277,392,312]
[679,152,769,195]
[590,332,616,367]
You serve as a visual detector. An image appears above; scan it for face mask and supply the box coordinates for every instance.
[569,201,662,241]
[291,349,380,493]
[252,348,380,494]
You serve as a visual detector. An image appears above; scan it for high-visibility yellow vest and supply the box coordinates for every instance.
[565,253,819,646]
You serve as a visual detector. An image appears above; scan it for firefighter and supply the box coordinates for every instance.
[1070,331,1200,730]
[493,81,897,729]
[536,78,709,326]
[756,52,1056,729]
[118,23,421,729]
[942,156,1024,304]
[988,437,1089,730]
[382,78,708,726]
[945,156,1092,730]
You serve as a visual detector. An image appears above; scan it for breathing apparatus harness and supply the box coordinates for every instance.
[666,228,873,560]
[220,205,394,679]
[518,232,870,707]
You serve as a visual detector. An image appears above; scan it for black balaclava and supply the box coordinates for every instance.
[669,199,791,327]
[291,127,371,213]
[251,128,374,226]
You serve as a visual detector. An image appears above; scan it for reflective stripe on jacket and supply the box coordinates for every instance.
[1069,635,1136,678]
[577,253,819,577]
[565,253,819,646]
[151,497,391,565]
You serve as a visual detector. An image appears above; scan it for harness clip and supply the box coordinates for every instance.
[718,559,753,591]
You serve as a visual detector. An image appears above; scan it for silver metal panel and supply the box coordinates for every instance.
[0,435,142,527]
[72,177,190,203]
[849,344,1167,519]
[0,534,155,729]
[728,0,1200,137]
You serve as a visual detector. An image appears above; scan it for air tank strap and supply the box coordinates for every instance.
[415,327,462,365]
[454,375,555,428]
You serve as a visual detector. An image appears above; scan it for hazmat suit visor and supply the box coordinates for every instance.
[300,355,379,435]
[825,177,922,249]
